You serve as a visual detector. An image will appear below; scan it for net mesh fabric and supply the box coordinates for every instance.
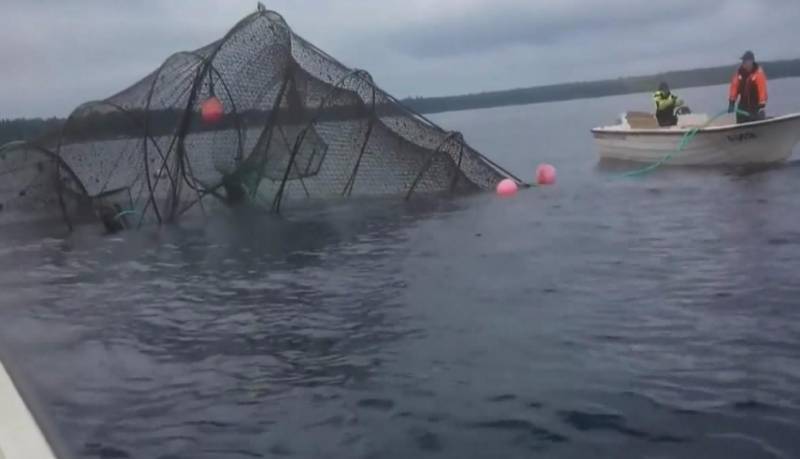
[0,142,87,226]
[1,5,519,229]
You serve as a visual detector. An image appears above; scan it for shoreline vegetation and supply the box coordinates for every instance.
[402,58,800,115]
[2,58,799,146]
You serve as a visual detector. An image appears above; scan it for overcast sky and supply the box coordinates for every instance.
[2,0,799,118]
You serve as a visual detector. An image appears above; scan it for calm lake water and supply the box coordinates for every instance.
[3,78,800,459]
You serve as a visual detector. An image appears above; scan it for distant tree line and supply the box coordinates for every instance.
[0,118,64,147]
[401,58,800,115]
[0,104,377,147]
[3,58,800,145]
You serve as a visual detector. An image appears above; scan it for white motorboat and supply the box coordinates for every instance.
[0,358,58,459]
[591,111,800,165]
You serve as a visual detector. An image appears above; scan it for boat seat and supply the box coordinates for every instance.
[624,112,660,129]
[677,114,710,128]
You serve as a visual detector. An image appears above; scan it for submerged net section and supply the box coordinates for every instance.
[3,4,520,230]
[0,142,88,227]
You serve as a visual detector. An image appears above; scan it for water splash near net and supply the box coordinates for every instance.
[0,4,520,230]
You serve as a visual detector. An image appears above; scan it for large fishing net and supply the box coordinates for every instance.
[0,4,519,230]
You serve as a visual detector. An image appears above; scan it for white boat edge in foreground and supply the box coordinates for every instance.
[591,112,800,166]
[0,359,58,459]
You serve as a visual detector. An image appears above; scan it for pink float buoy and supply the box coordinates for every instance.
[200,96,224,124]
[536,163,556,186]
[496,178,518,197]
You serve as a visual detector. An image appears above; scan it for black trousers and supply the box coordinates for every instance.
[656,110,678,127]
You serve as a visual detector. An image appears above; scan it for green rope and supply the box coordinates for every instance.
[616,108,752,178]
[113,209,139,221]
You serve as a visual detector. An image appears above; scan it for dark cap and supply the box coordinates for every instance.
[658,81,670,92]
[741,50,755,61]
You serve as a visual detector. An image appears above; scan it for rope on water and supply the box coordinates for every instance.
[113,209,139,221]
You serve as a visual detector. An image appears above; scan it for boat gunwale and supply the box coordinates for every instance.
[591,112,800,137]
[0,350,66,459]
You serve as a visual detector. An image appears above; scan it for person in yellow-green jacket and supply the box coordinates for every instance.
[653,82,684,127]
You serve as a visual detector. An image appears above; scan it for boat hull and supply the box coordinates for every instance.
[592,113,800,166]
[0,360,57,459]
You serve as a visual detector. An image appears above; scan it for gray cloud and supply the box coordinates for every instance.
[385,0,720,58]
[1,0,799,118]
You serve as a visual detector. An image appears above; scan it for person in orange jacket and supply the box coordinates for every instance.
[728,50,768,123]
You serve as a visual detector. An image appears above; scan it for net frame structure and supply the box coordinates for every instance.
[0,4,521,231]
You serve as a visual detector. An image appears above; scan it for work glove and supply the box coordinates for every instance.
[728,101,735,113]
[757,104,766,119]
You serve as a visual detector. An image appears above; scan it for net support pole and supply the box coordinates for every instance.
[246,70,292,199]
[272,128,307,213]
[271,70,312,213]
[405,131,461,200]
[342,83,377,197]
[448,135,465,192]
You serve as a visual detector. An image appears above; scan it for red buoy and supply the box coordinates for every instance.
[496,178,518,197]
[536,164,556,186]
[200,96,224,124]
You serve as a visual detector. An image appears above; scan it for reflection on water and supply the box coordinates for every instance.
[3,80,800,458]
